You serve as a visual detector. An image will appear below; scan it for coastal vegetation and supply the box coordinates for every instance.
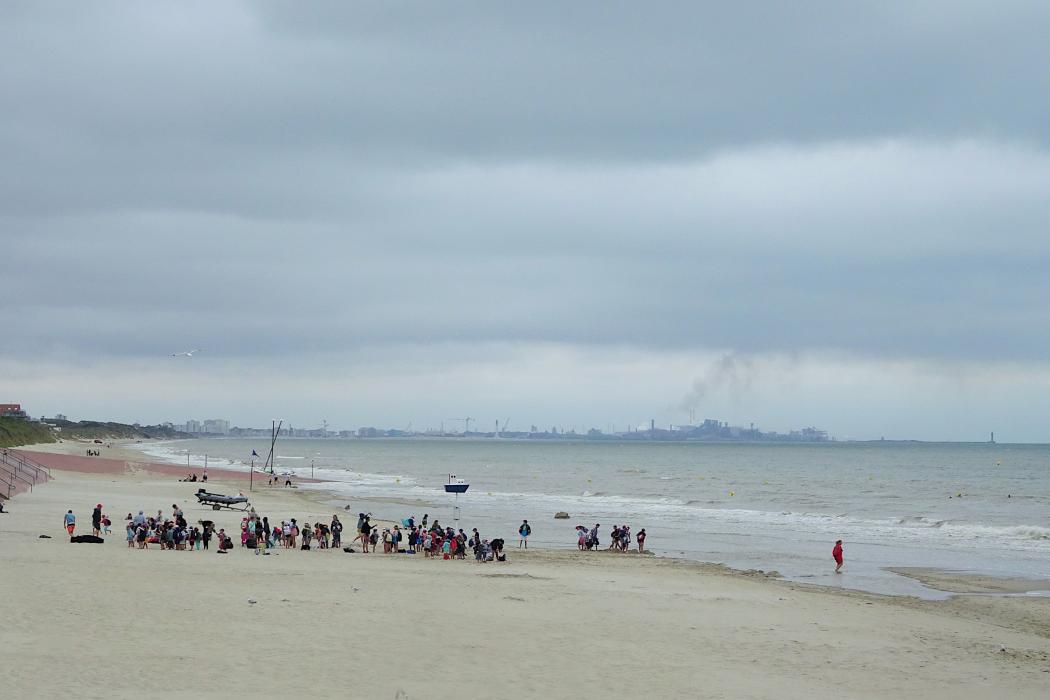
[0,417,188,447]
[51,420,189,441]
[0,417,56,448]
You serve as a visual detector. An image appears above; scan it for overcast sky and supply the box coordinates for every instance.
[3,2,1049,441]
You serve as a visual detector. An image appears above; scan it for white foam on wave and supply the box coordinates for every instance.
[130,441,253,472]
[302,472,1050,553]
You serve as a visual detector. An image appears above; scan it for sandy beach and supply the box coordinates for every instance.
[1,442,1048,699]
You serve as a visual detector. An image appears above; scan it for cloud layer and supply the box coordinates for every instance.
[2,3,1049,439]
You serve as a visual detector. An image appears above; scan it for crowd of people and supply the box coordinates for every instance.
[575,523,647,553]
[349,512,507,562]
[62,504,650,562]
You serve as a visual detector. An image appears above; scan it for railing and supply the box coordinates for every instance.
[0,463,32,498]
[5,449,51,480]
[0,449,51,498]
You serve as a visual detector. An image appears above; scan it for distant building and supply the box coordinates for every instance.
[185,419,202,434]
[0,403,27,418]
[203,419,230,435]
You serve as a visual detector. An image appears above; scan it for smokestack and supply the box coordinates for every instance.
[650,419,655,431]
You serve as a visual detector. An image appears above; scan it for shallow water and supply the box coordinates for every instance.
[139,438,1050,597]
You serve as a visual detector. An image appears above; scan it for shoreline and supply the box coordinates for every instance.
[22,439,1050,602]
[1,458,1049,697]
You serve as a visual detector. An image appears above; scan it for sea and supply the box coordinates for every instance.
[135,438,1050,598]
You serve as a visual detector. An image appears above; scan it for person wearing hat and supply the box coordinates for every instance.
[91,503,103,536]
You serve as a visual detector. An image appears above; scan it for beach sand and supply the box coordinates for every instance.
[1,444,1048,699]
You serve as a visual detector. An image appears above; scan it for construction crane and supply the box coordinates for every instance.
[497,418,510,437]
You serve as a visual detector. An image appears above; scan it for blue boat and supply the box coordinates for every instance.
[444,474,469,493]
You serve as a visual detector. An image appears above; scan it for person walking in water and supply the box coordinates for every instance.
[832,539,844,573]
[518,519,531,548]
[63,509,76,536]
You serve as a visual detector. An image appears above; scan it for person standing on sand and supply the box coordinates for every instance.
[519,520,531,548]
[91,503,102,536]
[636,528,646,553]
[833,539,844,573]
[63,509,76,536]
[331,515,342,548]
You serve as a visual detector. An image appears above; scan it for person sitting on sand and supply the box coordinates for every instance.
[833,540,844,573]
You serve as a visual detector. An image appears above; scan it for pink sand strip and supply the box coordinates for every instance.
[17,451,318,483]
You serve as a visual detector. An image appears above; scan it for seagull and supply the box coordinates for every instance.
[171,348,201,357]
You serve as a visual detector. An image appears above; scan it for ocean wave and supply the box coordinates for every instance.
[897,516,947,528]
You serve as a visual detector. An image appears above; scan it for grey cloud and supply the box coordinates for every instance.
[4,141,1050,361]
[3,2,1050,437]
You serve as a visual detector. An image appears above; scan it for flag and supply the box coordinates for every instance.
[251,449,259,457]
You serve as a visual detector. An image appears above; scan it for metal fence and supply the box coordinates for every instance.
[0,449,51,499]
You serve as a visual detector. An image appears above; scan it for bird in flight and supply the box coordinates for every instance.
[171,348,201,357]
